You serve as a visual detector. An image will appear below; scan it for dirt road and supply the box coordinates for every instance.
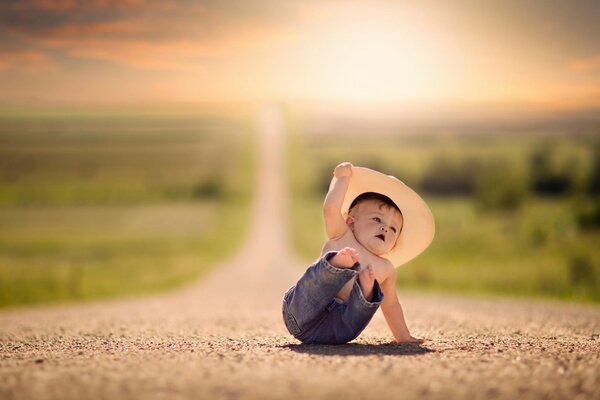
[1,105,599,400]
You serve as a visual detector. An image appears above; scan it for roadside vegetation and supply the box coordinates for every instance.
[0,107,255,307]
[286,114,600,303]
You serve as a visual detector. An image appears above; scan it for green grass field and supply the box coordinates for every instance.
[286,116,600,303]
[0,108,256,307]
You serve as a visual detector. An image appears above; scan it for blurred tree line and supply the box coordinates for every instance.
[419,146,598,197]
[416,144,600,228]
[315,142,600,228]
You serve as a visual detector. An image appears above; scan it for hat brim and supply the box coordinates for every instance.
[329,166,435,268]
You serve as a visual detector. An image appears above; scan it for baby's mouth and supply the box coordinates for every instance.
[376,233,385,241]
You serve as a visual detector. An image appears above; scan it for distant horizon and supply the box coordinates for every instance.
[1,96,599,117]
[1,98,598,135]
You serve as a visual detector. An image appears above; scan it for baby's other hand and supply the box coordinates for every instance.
[334,162,353,178]
[395,335,425,344]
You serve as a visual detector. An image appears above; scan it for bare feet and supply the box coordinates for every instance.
[330,248,375,301]
[358,264,375,302]
[329,247,360,269]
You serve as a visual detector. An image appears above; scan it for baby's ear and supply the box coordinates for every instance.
[345,215,355,230]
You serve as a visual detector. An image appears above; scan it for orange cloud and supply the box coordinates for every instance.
[0,0,295,71]
[0,50,54,72]
[1,1,207,39]
[62,39,215,71]
[22,0,79,11]
[32,21,291,71]
[13,0,152,12]
[569,54,600,72]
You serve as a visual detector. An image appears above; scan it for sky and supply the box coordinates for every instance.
[0,0,599,111]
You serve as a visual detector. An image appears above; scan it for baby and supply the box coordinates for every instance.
[282,162,435,344]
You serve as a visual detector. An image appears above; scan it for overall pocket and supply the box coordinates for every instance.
[282,304,302,336]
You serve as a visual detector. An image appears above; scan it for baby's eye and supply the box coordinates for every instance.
[391,227,397,233]
[373,217,381,223]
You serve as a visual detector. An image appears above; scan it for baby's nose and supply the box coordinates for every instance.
[381,226,388,232]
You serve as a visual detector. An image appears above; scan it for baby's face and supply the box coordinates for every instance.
[347,200,403,256]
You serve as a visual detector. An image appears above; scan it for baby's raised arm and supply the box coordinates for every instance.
[323,162,353,239]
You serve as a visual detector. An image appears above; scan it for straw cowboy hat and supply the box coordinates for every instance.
[329,166,435,268]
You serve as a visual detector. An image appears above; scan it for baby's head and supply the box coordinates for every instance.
[346,192,403,257]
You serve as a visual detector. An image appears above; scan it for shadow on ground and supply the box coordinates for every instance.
[283,342,434,356]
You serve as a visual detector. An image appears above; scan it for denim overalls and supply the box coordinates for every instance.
[282,251,384,344]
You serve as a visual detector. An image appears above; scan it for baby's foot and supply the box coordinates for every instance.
[358,264,375,301]
[329,247,360,269]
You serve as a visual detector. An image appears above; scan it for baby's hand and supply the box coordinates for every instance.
[334,162,353,178]
[395,335,425,344]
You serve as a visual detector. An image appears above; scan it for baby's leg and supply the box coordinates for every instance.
[306,277,384,344]
[336,278,383,343]
[358,264,375,302]
[329,247,360,269]
[283,250,359,335]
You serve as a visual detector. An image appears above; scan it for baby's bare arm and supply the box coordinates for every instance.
[323,162,353,239]
[380,268,424,344]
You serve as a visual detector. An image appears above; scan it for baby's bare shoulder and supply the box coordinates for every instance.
[374,258,396,283]
[322,230,358,253]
